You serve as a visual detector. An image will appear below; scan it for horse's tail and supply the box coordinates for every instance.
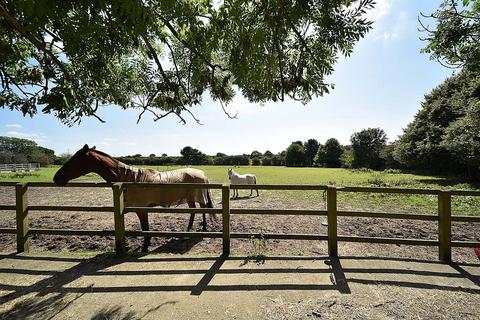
[206,188,214,208]
[206,188,218,221]
[253,175,257,184]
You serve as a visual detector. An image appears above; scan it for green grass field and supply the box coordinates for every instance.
[1,165,479,215]
[0,165,474,187]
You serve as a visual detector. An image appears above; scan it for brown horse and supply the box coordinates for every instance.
[53,144,215,252]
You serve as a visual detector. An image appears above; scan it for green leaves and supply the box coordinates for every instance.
[1,0,374,124]
[351,128,387,169]
[394,71,480,177]
[421,0,480,71]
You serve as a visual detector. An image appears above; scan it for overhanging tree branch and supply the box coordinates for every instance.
[160,18,228,73]
[0,4,72,82]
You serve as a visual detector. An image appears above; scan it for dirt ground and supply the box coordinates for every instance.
[0,186,479,262]
[0,187,480,262]
[0,186,479,319]
[0,252,479,320]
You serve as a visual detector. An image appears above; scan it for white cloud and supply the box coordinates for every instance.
[365,0,392,22]
[5,124,22,129]
[6,131,48,143]
[380,11,408,41]
[91,141,110,146]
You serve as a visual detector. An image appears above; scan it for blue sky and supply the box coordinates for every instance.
[0,0,454,156]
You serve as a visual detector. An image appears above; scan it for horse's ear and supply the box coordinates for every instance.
[91,146,96,150]
[82,144,89,152]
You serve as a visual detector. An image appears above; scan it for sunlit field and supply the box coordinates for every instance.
[1,165,479,216]
[0,164,473,187]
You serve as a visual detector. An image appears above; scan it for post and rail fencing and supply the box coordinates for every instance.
[0,182,479,262]
[0,163,40,172]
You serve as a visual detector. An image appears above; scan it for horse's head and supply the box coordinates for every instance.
[53,144,97,185]
[227,168,233,180]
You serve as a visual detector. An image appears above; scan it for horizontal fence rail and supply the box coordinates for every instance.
[28,205,114,212]
[124,207,222,214]
[0,182,479,261]
[337,210,439,221]
[0,163,40,172]
[233,184,328,190]
[230,209,327,216]
[337,186,440,195]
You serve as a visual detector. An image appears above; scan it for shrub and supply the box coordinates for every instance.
[251,157,261,165]
[262,157,272,166]
[367,174,389,187]
[340,149,354,168]
[285,143,306,167]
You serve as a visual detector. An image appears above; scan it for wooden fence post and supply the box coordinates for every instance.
[113,183,126,255]
[222,184,230,256]
[438,190,452,262]
[15,183,30,252]
[327,186,338,257]
[16,183,29,253]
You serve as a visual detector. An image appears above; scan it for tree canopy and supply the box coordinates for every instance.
[285,142,306,167]
[420,0,480,71]
[351,128,387,169]
[315,138,342,167]
[0,136,55,165]
[180,146,207,165]
[394,70,480,178]
[0,0,374,125]
[303,138,319,166]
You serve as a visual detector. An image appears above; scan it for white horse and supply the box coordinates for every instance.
[227,168,259,198]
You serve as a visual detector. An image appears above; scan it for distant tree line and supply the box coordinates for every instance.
[282,129,396,170]
[116,147,281,166]
[0,136,55,166]
[108,132,392,170]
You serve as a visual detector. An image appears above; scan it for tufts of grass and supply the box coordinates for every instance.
[248,226,268,264]
[383,169,401,174]
[0,172,40,179]
[367,173,389,187]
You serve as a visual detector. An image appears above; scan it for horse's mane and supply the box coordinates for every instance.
[91,148,115,160]
[88,148,120,165]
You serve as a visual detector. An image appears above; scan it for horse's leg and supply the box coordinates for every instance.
[250,186,253,197]
[187,202,196,231]
[199,203,207,231]
[136,212,150,252]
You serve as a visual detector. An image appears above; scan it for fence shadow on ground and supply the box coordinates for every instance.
[150,237,204,254]
[0,253,479,319]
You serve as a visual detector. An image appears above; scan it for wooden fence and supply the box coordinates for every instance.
[0,182,479,262]
[0,163,40,172]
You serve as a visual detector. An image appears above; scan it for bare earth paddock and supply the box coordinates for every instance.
[0,186,479,319]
